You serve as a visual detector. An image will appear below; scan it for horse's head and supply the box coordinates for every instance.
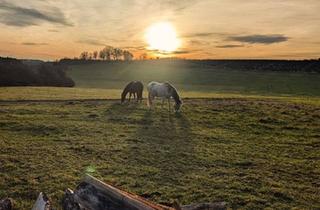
[174,101,182,112]
[120,91,127,104]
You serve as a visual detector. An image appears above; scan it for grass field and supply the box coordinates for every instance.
[1,62,319,209]
[66,61,320,96]
[0,87,319,209]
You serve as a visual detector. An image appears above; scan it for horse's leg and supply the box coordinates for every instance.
[161,98,165,108]
[147,92,152,108]
[139,93,142,103]
[135,92,138,102]
[168,98,171,112]
[129,93,132,102]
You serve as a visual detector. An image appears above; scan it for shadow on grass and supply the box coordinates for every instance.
[123,109,198,197]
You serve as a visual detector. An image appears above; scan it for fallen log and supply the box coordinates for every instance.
[62,189,87,210]
[71,174,173,210]
[0,198,13,210]
[32,192,51,210]
[7,174,226,210]
[62,174,227,210]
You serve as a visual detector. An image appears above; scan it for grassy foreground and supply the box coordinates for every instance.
[0,93,319,209]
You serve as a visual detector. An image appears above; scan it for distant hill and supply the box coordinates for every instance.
[21,59,45,66]
[0,57,74,87]
[60,58,320,73]
[66,59,320,96]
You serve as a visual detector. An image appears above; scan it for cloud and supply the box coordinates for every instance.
[228,34,289,44]
[21,42,48,46]
[160,0,199,12]
[123,46,146,51]
[147,49,193,55]
[216,44,244,48]
[189,40,211,46]
[0,1,73,27]
[183,32,217,38]
[77,39,106,46]
[48,29,59,32]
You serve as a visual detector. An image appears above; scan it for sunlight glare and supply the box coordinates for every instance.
[145,22,180,52]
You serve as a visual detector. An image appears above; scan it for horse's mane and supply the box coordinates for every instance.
[165,82,181,105]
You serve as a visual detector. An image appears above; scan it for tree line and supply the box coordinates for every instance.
[0,57,74,87]
[79,46,134,61]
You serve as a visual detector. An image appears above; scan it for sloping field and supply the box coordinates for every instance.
[0,94,319,209]
[1,87,319,106]
[66,61,320,96]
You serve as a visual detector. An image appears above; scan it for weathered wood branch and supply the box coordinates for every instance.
[32,192,51,210]
[1,174,227,210]
[60,174,227,210]
[72,174,174,210]
[0,198,13,210]
[62,188,87,210]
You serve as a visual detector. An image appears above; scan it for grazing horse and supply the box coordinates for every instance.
[147,81,182,112]
[121,81,143,103]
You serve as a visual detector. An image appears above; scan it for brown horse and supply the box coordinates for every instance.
[121,81,143,103]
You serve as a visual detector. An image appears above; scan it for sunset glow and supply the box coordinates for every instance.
[145,22,180,53]
[0,0,320,60]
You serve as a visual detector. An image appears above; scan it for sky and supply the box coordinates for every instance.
[0,0,319,60]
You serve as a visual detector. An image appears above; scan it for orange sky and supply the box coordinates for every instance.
[0,0,319,60]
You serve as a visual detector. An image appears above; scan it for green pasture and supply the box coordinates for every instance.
[66,61,320,97]
[0,88,319,209]
[0,61,319,209]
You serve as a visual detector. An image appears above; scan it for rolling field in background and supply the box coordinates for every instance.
[66,60,320,96]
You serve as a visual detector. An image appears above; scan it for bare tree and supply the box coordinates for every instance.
[139,53,148,60]
[100,46,113,60]
[80,51,89,60]
[81,46,133,61]
[93,51,98,60]
[114,48,123,60]
[99,50,105,60]
[123,50,134,61]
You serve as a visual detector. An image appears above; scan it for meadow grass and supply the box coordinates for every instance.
[0,94,319,209]
[66,61,320,97]
[1,87,320,106]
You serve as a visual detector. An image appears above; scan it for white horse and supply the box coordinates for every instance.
[147,81,182,112]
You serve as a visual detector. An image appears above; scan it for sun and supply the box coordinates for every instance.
[145,22,180,52]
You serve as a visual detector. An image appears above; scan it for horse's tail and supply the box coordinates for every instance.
[138,82,144,101]
[147,91,152,107]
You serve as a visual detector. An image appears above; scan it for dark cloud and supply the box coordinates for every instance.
[147,49,193,55]
[48,29,59,32]
[182,32,230,39]
[123,46,146,51]
[216,44,244,48]
[21,42,48,46]
[272,52,320,58]
[184,32,217,38]
[228,34,289,44]
[77,39,106,46]
[170,50,192,55]
[160,0,198,12]
[189,40,211,46]
[0,1,73,27]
